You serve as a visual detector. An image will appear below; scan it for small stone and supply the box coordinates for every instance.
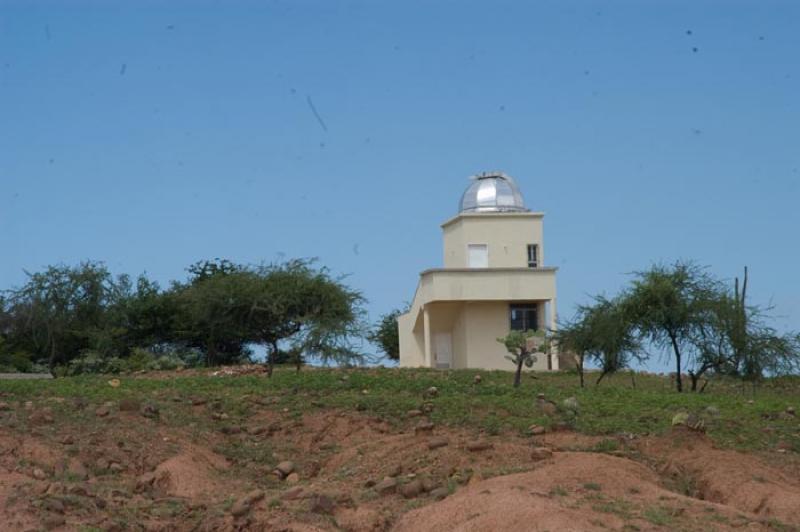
[427,437,449,450]
[119,398,140,412]
[243,489,265,505]
[230,500,250,518]
[274,461,295,478]
[59,435,74,445]
[95,406,111,418]
[473,375,482,384]
[536,393,546,401]
[466,441,493,452]
[190,397,207,406]
[42,514,65,530]
[43,498,65,514]
[67,484,89,497]
[109,462,125,473]
[430,487,449,500]
[0,401,10,411]
[562,397,579,413]
[400,479,423,499]
[135,472,156,493]
[704,405,721,418]
[309,494,335,514]
[247,426,267,435]
[363,479,376,488]
[281,486,304,500]
[375,478,398,495]
[414,421,435,434]
[421,478,437,493]
[220,426,242,435]
[786,406,796,416]
[286,472,300,484]
[537,402,558,417]
[30,409,55,425]
[67,460,89,480]
[140,403,159,419]
[388,464,403,477]
[530,447,554,461]
[425,386,439,398]
[406,409,423,418]
[529,425,546,435]
[33,467,47,480]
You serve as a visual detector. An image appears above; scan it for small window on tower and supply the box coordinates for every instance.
[527,244,539,268]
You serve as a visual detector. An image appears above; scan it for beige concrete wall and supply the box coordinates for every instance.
[442,213,544,269]
[461,301,550,371]
[398,310,424,367]
[421,268,556,302]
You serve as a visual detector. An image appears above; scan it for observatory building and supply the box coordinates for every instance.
[398,172,562,371]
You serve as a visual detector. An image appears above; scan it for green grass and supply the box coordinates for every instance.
[1,367,799,453]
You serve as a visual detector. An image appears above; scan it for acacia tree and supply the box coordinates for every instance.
[497,329,544,387]
[556,296,640,387]
[623,261,722,392]
[4,262,124,371]
[247,260,366,376]
[369,308,406,361]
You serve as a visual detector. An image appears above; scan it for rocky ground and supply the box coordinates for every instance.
[1,369,800,531]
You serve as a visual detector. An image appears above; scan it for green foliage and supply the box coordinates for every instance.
[368,308,405,361]
[497,329,544,387]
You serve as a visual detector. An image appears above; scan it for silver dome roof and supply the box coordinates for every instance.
[459,172,528,213]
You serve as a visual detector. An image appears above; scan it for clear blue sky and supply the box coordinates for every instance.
[2,1,799,368]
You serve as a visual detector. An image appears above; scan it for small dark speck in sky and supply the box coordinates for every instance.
[364,137,371,144]
[692,47,699,53]
[686,29,693,36]
[166,25,175,30]
[290,88,297,94]
[759,36,765,41]
[584,70,590,75]
[499,105,505,112]
[393,45,400,51]
[120,63,127,76]
[319,142,326,149]
[48,158,54,164]
[692,129,702,135]
[306,96,328,132]
[44,25,51,40]
[353,244,360,256]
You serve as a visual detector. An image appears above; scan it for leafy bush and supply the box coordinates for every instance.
[0,350,34,373]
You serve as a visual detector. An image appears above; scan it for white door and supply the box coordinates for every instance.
[467,244,488,268]
[434,333,452,369]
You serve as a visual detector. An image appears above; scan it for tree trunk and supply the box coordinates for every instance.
[48,339,57,374]
[577,355,585,388]
[689,371,699,392]
[596,370,609,386]
[630,370,637,389]
[513,358,523,388]
[267,341,277,378]
[669,333,683,392]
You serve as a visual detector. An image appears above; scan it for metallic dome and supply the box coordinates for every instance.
[459,172,528,213]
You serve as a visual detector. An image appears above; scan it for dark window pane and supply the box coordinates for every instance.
[510,304,538,331]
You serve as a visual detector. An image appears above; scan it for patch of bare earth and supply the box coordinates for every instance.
[2,396,800,531]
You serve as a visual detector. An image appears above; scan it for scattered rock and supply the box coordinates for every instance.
[59,435,74,445]
[429,487,449,500]
[286,472,300,484]
[247,426,267,435]
[190,397,207,406]
[220,426,242,435]
[43,498,65,514]
[388,464,403,477]
[787,406,796,416]
[281,486,304,500]
[230,500,251,518]
[0,401,10,411]
[140,403,159,419]
[421,402,435,414]
[424,386,439,398]
[42,514,65,530]
[473,374,482,384]
[530,447,554,461]
[107,379,121,388]
[375,478,398,495]
[529,425,546,436]
[67,460,89,480]
[274,461,295,479]
[95,406,111,418]
[421,477,438,493]
[30,409,55,425]
[705,405,721,418]
[671,412,689,426]
[135,472,157,493]
[309,494,335,514]
[414,421,435,434]
[243,489,265,506]
[33,467,47,480]
[466,441,493,452]
[400,479,423,499]
[119,398,140,412]
[67,484,89,497]
[428,437,449,450]
[562,397,580,414]
[406,409,423,418]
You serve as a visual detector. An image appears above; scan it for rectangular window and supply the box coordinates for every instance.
[510,304,538,332]
[527,244,539,268]
[467,244,488,268]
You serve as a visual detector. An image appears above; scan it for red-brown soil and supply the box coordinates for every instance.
[1,401,800,531]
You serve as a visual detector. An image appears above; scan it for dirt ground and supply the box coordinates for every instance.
[2,392,800,531]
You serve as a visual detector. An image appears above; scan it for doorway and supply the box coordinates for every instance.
[434,332,452,368]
